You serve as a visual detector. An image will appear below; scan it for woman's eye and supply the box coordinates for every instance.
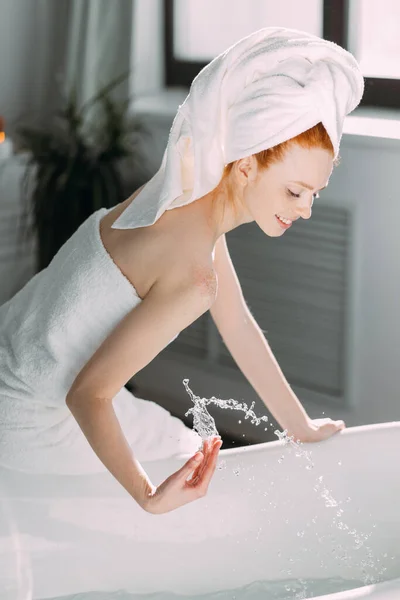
[288,189,320,200]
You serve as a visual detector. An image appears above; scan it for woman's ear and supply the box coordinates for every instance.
[236,155,258,187]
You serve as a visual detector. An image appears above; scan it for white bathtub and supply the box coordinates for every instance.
[0,422,399,599]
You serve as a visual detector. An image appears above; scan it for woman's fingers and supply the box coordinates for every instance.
[148,437,223,513]
[191,438,211,480]
[318,420,346,441]
[198,438,223,490]
[184,436,222,488]
[178,452,204,482]
[199,436,220,469]
[324,419,345,433]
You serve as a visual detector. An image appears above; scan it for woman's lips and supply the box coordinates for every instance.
[275,214,293,229]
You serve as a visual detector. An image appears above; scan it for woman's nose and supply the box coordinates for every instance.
[297,195,314,220]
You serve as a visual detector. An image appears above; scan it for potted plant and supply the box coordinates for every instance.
[17,74,152,272]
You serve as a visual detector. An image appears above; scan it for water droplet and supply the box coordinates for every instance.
[181,379,380,583]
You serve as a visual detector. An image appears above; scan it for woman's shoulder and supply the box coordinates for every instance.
[153,229,218,303]
[101,188,217,303]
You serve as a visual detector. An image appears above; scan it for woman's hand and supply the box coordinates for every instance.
[289,418,346,443]
[142,436,223,514]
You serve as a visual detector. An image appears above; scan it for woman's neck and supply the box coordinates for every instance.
[198,184,253,245]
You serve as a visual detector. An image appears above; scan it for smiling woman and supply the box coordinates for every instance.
[0,27,363,522]
[210,122,335,238]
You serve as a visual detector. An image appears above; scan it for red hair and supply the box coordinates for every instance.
[225,121,337,175]
[215,122,337,219]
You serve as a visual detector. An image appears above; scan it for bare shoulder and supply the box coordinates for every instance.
[153,234,218,306]
[101,184,218,302]
[68,193,218,399]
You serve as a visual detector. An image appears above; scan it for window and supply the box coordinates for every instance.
[164,0,400,108]
[173,0,323,61]
[348,0,400,79]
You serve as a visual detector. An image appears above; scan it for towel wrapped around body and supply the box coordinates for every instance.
[0,208,200,474]
[0,27,364,475]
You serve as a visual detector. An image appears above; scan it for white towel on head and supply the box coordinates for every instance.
[112,26,364,231]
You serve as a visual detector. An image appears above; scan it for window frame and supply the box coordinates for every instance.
[164,0,400,109]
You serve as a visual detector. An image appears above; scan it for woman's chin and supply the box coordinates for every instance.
[257,220,286,237]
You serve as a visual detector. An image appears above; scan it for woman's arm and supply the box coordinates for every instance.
[210,235,344,441]
[66,270,216,508]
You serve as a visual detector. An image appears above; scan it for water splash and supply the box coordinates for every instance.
[182,381,390,587]
[275,430,387,585]
[274,428,315,469]
[183,378,269,440]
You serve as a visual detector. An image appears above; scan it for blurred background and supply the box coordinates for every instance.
[1,0,400,448]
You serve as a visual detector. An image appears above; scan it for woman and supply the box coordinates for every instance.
[0,27,364,515]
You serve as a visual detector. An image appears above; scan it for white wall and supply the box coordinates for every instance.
[333,127,400,426]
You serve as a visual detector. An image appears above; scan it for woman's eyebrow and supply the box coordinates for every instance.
[290,180,328,191]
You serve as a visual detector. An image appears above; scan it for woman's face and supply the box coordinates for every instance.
[238,145,334,237]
